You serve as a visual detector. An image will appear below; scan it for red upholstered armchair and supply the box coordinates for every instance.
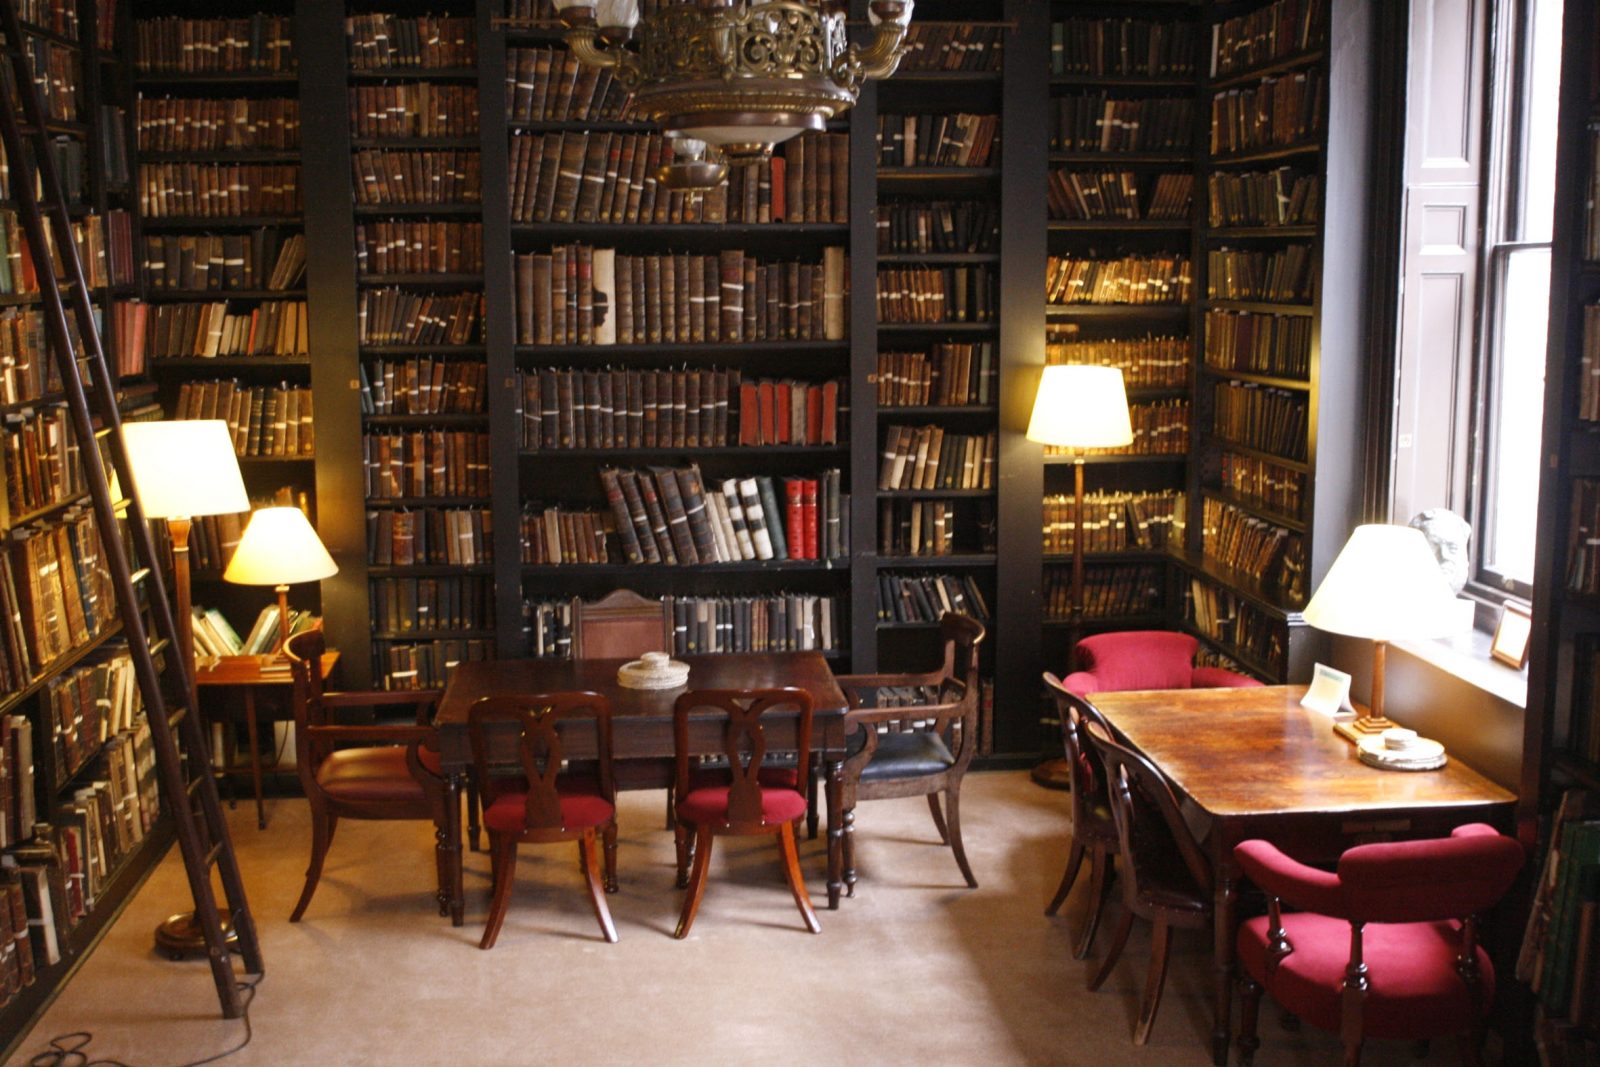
[1232,825,1524,1066]
[1062,630,1262,695]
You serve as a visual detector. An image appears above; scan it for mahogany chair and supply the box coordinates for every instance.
[467,692,618,949]
[1080,717,1213,1045]
[572,588,670,659]
[284,628,451,921]
[833,612,986,892]
[1041,672,1119,959]
[1233,825,1524,1067]
[671,687,820,939]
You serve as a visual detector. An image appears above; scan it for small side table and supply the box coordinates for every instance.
[195,651,338,828]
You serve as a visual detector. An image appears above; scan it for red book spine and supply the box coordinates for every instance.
[806,386,822,446]
[775,381,792,443]
[802,478,819,559]
[784,478,804,559]
[739,380,758,445]
[758,380,775,445]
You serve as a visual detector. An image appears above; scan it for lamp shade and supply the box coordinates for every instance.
[223,507,338,587]
[121,420,249,519]
[1025,365,1134,450]
[1302,524,1464,641]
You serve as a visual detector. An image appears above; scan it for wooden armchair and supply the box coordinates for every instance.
[284,629,451,921]
[833,612,986,895]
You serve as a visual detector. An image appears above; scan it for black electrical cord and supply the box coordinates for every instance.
[26,975,260,1067]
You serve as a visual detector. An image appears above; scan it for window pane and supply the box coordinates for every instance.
[1521,0,1563,241]
[1484,247,1550,587]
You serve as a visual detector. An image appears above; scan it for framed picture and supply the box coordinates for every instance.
[1491,601,1533,669]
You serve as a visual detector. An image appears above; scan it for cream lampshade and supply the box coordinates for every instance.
[122,420,249,520]
[224,506,338,656]
[1025,364,1135,450]
[1303,524,1465,741]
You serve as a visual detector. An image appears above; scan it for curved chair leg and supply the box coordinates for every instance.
[928,792,950,845]
[290,809,335,922]
[778,821,822,934]
[465,779,481,853]
[674,819,691,889]
[1134,919,1173,1045]
[1088,909,1133,992]
[579,830,618,943]
[1237,974,1263,1066]
[944,786,977,888]
[602,819,618,893]
[479,834,518,950]
[675,826,715,939]
[1046,840,1085,916]
[1074,848,1110,959]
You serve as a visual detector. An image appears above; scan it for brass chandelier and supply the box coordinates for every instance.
[549,0,915,187]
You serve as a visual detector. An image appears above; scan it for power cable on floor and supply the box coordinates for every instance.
[26,975,259,1067]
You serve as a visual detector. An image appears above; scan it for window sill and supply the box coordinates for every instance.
[1392,627,1527,710]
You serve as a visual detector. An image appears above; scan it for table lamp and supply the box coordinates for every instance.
[1025,364,1133,788]
[223,506,338,659]
[1302,524,1464,743]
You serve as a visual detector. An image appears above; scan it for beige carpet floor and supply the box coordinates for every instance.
[7,771,1484,1066]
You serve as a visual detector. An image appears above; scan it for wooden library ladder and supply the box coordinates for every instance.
[0,1,263,1018]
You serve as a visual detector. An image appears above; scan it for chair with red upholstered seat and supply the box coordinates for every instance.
[1232,825,1524,1066]
[285,628,451,922]
[672,687,820,939]
[1080,717,1214,1045]
[1063,629,1263,696]
[468,691,618,949]
[1041,672,1119,960]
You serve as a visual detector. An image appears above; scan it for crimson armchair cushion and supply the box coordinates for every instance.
[316,747,429,805]
[1234,839,1345,917]
[1071,631,1201,692]
[677,785,807,826]
[1338,824,1524,923]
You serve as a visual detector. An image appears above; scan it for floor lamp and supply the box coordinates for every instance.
[121,420,250,955]
[223,505,338,660]
[1025,365,1133,789]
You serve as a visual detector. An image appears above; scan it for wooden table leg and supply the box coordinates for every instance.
[244,689,266,830]
[826,758,844,910]
[1212,871,1239,1066]
[443,771,466,926]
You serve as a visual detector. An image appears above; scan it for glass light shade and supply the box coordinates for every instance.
[596,0,639,29]
[552,0,595,10]
[1025,364,1135,449]
[223,507,338,587]
[121,420,249,519]
[681,124,808,148]
[1302,524,1465,641]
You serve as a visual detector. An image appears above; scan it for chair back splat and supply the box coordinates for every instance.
[573,589,670,660]
[468,692,614,834]
[1041,673,1120,956]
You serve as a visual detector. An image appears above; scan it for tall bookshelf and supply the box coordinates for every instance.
[0,0,172,1053]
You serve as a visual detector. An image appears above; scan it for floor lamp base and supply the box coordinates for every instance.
[1029,757,1074,790]
[155,911,239,961]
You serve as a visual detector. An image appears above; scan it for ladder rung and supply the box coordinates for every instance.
[204,841,225,868]
[186,773,205,796]
[149,636,169,657]
[167,705,187,729]
[128,565,149,583]
[93,426,113,440]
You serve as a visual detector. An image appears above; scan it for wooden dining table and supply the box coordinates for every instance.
[432,651,851,925]
[1088,685,1518,1066]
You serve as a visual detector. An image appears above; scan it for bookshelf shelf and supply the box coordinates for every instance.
[878,404,999,418]
[0,621,125,721]
[876,253,1002,264]
[512,340,847,359]
[1207,225,1320,239]
[1209,141,1322,167]
[349,137,479,149]
[139,216,304,229]
[876,489,996,499]
[1202,435,1311,473]
[138,149,300,163]
[1200,489,1307,533]
[875,322,999,336]
[1180,620,1279,680]
[366,496,492,508]
[5,490,92,531]
[355,273,483,288]
[361,344,486,356]
[1207,49,1326,92]
[1172,546,1305,616]
[517,445,847,459]
[1047,219,1193,232]
[144,288,306,301]
[148,356,310,370]
[508,222,850,240]
[346,67,479,82]
[19,21,79,49]
[1199,366,1312,390]
[236,455,315,465]
[134,71,299,86]
[1044,452,1188,466]
[367,565,495,578]
[874,554,997,569]
[519,560,845,576]
[1202,299,1315,316]
[1047,151,1192,165]
[370,629,496,641]
[352,203,482,218]
[363,414,488,428]
[1045,304,1190,317]
[1043,612,1169,630]
[1049,74,1193,89]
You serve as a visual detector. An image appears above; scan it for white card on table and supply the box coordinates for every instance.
[1301,663,1356,719]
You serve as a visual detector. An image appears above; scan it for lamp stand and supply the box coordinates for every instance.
[1032,452,1087,790]
[1333,637,1397,744]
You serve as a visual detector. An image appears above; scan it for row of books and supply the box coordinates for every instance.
[136,96,299,153]
[877,200,999,254]
[505,47,631,125]
[879,425,997,492]
[2,137,97,206]
[517,368,842,451]
[1210,0,1326,78]
[137,163,301,218]
[1046,171,1192,222]
[524,597,574,657]
[1207,246,1315,303]
[141,231,306,292]
[351,150,480,206]
[1208,169,1320,228]
[1216,451,1306,523]
[664,594,843,657]
[359,358,488,416]
[1044,563,1165,621]
[370,576,490,635]
[189,603,312,659]
[1579,305,1600,422]
[0,211,133,294]
[134,16,295,74]
[357,288,481,347]
[44,651,140,786]
[356,221,483,278]
[1051,18,1198,78]
[26,39,79,124]
[513,247,849,346]
[1042,490,1186,555]
[18,0,76,38]
[1052,95,1193,154]
[1187,579,1284,667]
[1203,309,1313,379]
[878,499,993,558]
[0,714,35,849]
[172,380,314,459]
[0,306,66,405]
[345,14,474,72]
[897,23,1004,74]
[877,343,997,407]
[519,505,608,566]
[363,431,490,500]
[877,573,990,624]
[876,265,995,324]
[349,83,478,140]
[599,466,847,565]
[369,507,491,568]
[3,513,115,684]
[1212,381,1309,462]
[375,638,492,692]
[1045,398,1189,458]
[1209,73,1325,157]
[1202,497,1306,600]
[1045,254,1193,305]
[144,300,309,360]
[1046,332,1190,389]
[2,407,82,519]
[876,114,999,169]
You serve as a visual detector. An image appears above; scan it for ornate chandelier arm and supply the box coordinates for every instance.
[555,0,644,84]
[847,0,914,81]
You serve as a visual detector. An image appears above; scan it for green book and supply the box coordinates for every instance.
[1544,821,1600,1013]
